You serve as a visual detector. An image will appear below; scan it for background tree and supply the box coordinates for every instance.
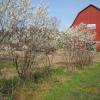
[1,3,59,80]
[62,23,96,70]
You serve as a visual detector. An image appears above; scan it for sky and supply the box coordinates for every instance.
[32,0,100,31]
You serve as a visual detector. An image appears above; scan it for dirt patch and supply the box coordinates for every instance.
[31,88,49,100]
[84,87,100,94]
[52,75,70,85]
[32,91,48,100]
[32,92,40,100]
[54,62,66,66]
[55,75,69,83]
[94,52,100,62]
[13,87,33,100]
[39,82,52,91]
[1,68,18,79]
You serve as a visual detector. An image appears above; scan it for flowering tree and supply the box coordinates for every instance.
[0,3,59,80]
[0,0,33,79]
[30,5,59,74]
[63,23,96,70]
[0,0,32,42]
[0,0,58,79]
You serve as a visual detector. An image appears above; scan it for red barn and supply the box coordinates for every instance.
[72,4,100,50]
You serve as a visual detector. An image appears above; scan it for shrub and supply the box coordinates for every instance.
[0,77,19,98]
[63,23,96,70]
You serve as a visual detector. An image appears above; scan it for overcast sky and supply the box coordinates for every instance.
[32,0,100,30]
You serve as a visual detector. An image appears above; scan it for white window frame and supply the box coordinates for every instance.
[87,24,96,29]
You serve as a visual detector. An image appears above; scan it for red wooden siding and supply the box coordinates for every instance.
[72,5,100,50]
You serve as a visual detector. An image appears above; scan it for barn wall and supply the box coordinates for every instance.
[72,6,100,50]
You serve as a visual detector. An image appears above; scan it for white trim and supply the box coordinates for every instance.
[87,24,96,29]
[96,41,100,44]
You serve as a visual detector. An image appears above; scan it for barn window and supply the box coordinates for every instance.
[87,24,96,29]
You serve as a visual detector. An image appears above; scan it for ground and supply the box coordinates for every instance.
[1,62,100,100]
[44,63,100,100]
[0,52,100,100]
[94,52,100,62]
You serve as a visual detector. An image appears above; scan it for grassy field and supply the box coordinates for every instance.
[44,63,100,100]
[0,62,100,100]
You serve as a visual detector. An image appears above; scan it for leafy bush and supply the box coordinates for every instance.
[62,23,96,70]
[0,77,19,96]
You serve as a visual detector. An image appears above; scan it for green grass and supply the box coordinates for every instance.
[44,63,100,100]
[0,62,100,100]
[0,61,15,69]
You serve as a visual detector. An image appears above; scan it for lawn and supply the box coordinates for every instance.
[0,62,100,100]
[44,63,100,100]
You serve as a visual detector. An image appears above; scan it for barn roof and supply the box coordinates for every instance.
[71,4,100,27]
